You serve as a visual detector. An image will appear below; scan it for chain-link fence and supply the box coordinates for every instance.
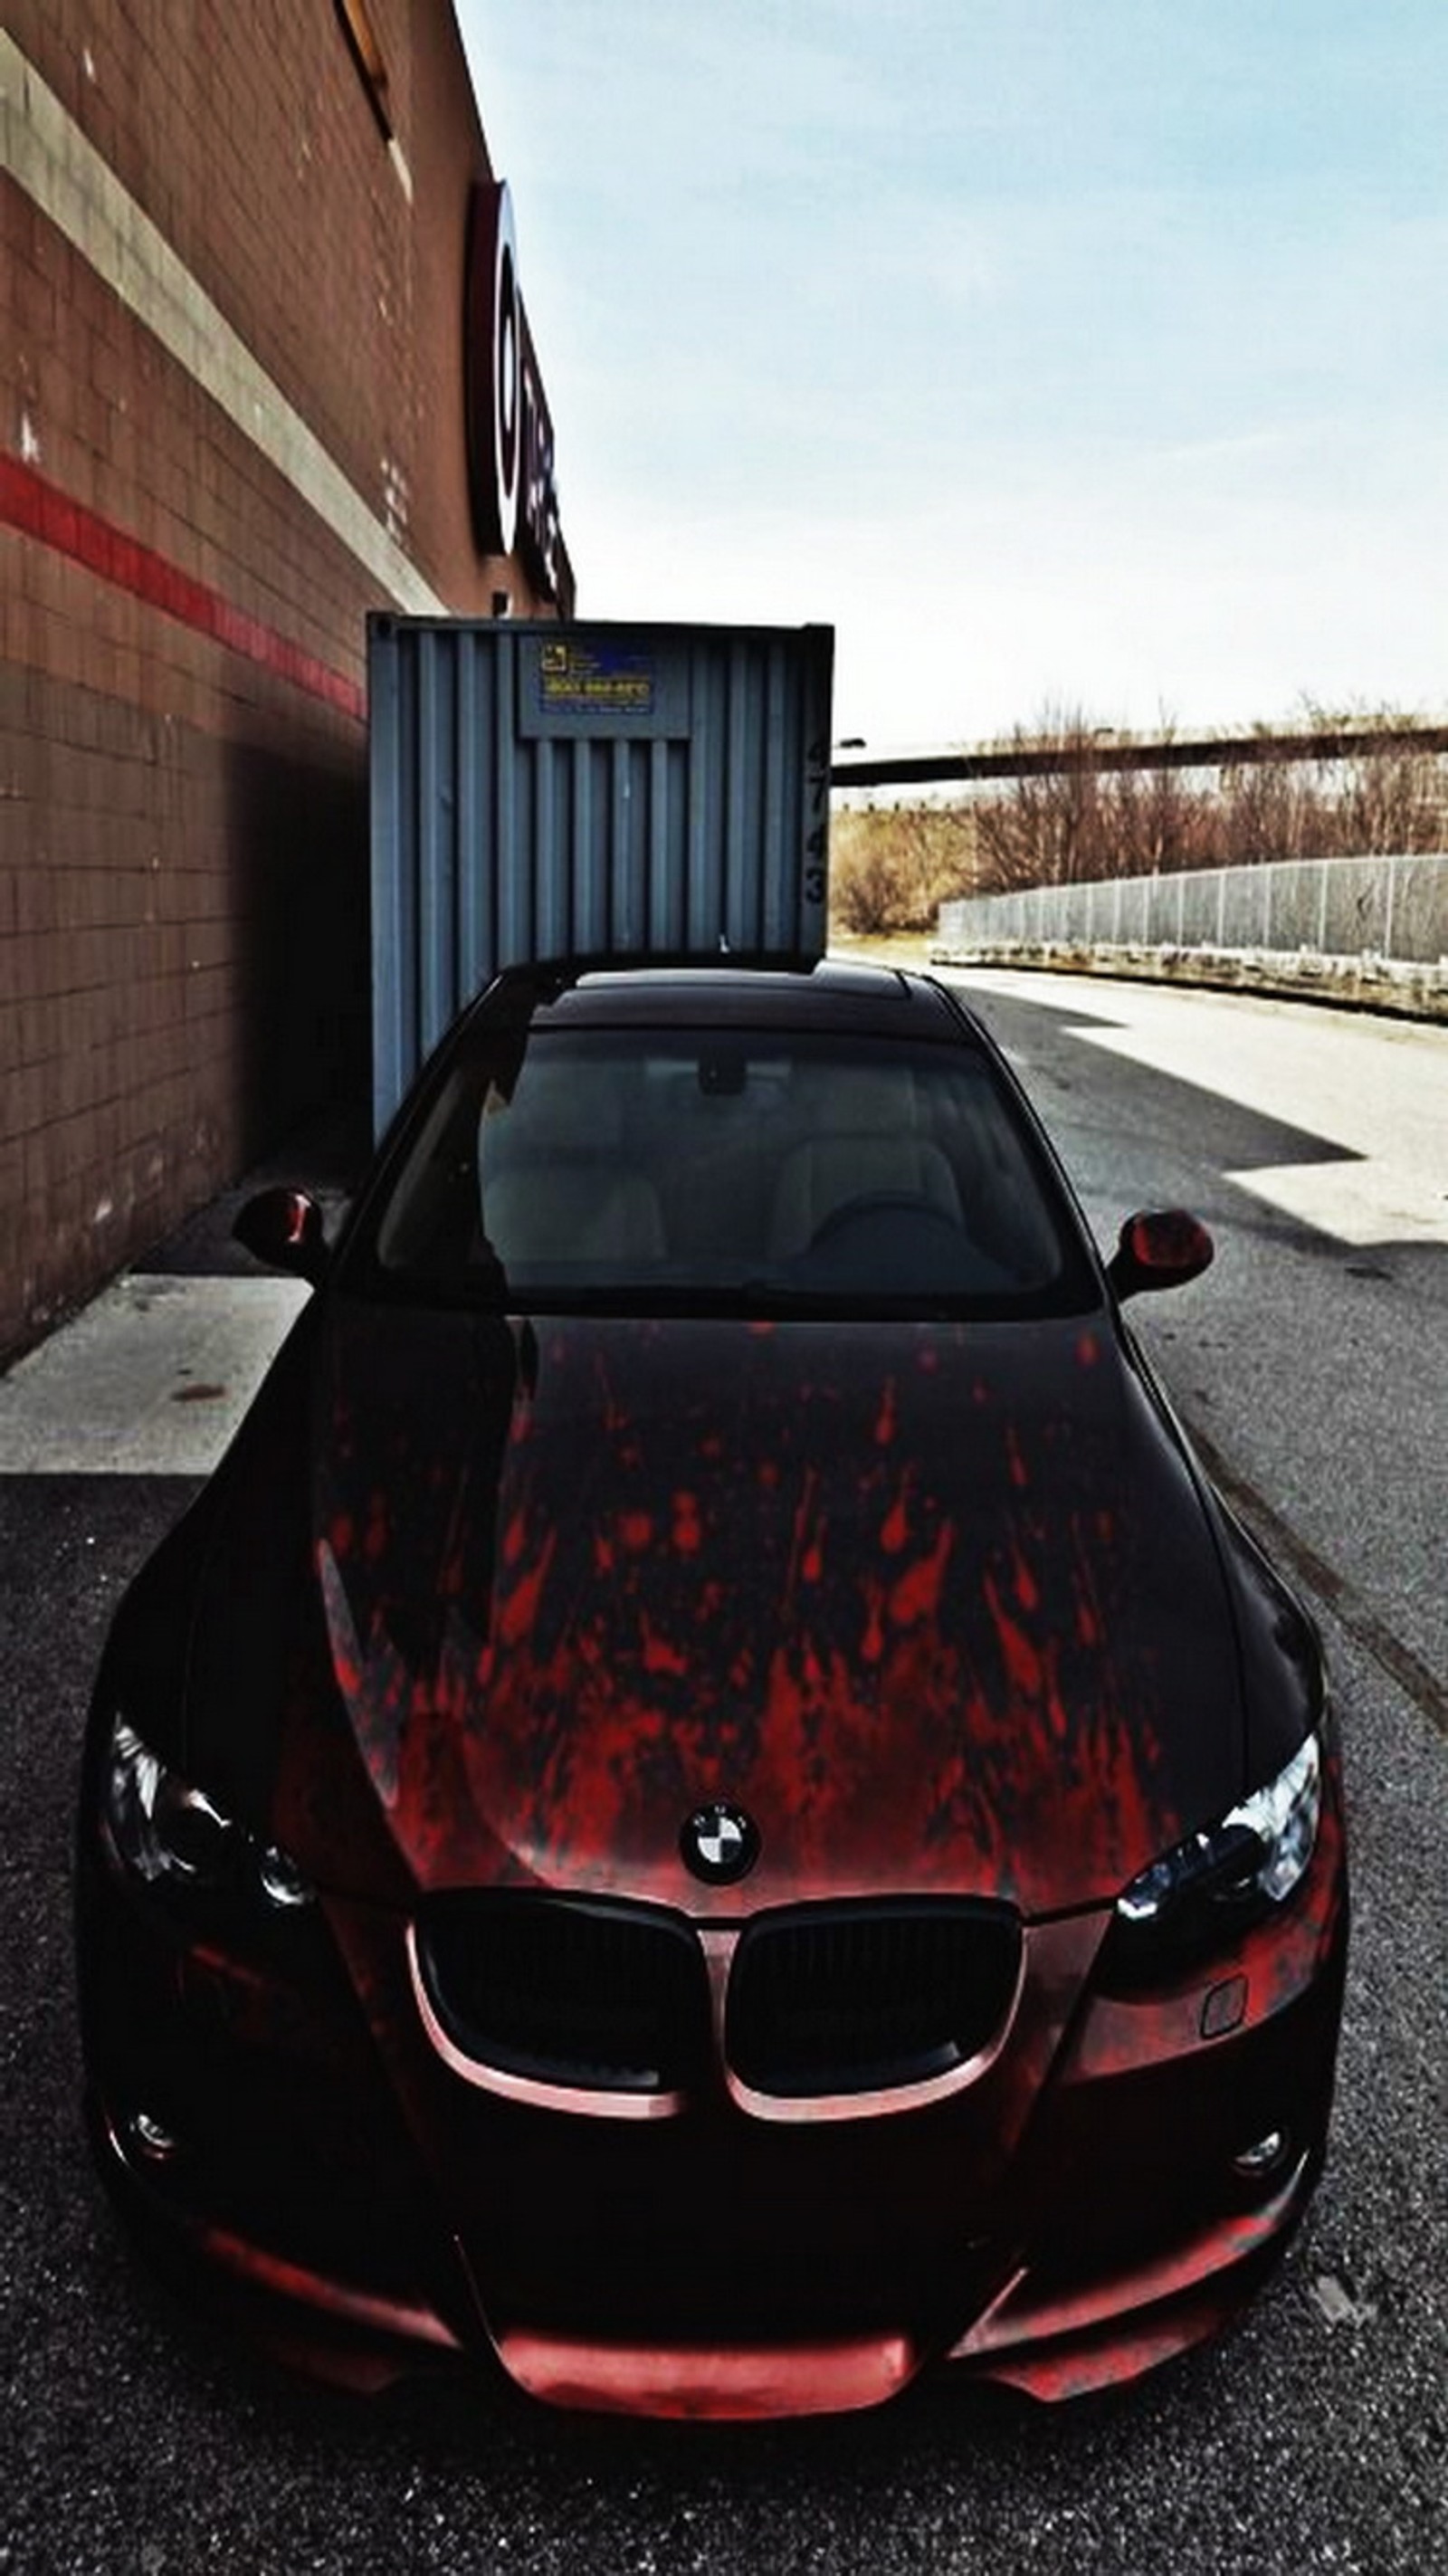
[934,852,1448,1014]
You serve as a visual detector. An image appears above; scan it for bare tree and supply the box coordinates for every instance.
[969,701,1447,889]
[975,706,1108,890]
[831,802,980,935]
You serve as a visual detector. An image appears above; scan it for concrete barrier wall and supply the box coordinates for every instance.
[934,852,1448,1019]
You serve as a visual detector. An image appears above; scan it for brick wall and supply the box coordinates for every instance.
[1,2,560,1357]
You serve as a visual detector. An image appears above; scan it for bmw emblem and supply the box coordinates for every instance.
[681,1799,760,1885]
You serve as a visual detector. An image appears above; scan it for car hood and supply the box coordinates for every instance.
[209,1294,1248,1921]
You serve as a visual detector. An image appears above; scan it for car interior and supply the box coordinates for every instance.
[469,1033,1068,1299]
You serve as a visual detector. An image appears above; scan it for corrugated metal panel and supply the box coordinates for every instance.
[368,617,834,1132]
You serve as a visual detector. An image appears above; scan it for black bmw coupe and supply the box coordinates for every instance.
[76,960,1347,2416]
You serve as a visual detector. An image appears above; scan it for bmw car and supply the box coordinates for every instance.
[76,959,1347,2417]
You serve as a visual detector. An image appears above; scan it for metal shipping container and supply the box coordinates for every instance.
[368,617,834,1133]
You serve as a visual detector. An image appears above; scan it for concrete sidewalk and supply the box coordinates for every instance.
[0,1102,369,1475]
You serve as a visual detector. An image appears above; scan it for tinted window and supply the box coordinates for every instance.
[360,1026,1096,1319]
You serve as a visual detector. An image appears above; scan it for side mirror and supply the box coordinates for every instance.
[1107,1208,1215,1302]
[233,1187,328,1284]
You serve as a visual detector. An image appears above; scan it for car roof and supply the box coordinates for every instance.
[493,958,978,1044]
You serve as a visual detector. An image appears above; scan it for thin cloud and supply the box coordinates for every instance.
[459,1,1448,740]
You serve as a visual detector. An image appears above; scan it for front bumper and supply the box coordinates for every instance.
[76,1790,1348,2419]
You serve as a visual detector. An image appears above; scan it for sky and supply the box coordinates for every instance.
[454,1,1447,750]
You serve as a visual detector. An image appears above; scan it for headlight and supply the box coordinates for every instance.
[1226,1732,1322,1903]
[1105,1736,1321,1980]
[100,1717,314,1912]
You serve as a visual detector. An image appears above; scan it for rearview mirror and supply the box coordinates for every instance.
[1107,1208,1215,1301]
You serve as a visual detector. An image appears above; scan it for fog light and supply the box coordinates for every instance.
[127,2109,182,2164]
[1232,2128,1289,2179]
[258,1844,313,1909]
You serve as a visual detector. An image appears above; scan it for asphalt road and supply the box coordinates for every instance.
[1,971,1443,2576]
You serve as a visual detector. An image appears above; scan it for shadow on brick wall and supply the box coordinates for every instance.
[224,730,372,1162]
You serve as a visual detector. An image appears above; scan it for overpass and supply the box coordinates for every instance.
[830,720,1448,792]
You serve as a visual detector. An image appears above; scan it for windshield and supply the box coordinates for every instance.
[359,1025,1097,1319]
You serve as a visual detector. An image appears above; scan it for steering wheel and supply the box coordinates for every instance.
[806,1191,963,1253]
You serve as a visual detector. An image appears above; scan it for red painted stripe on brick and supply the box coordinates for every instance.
[0,452,367,723]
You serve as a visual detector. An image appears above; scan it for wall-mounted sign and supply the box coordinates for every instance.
[463,178,519,555]
[464,180,570,609]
